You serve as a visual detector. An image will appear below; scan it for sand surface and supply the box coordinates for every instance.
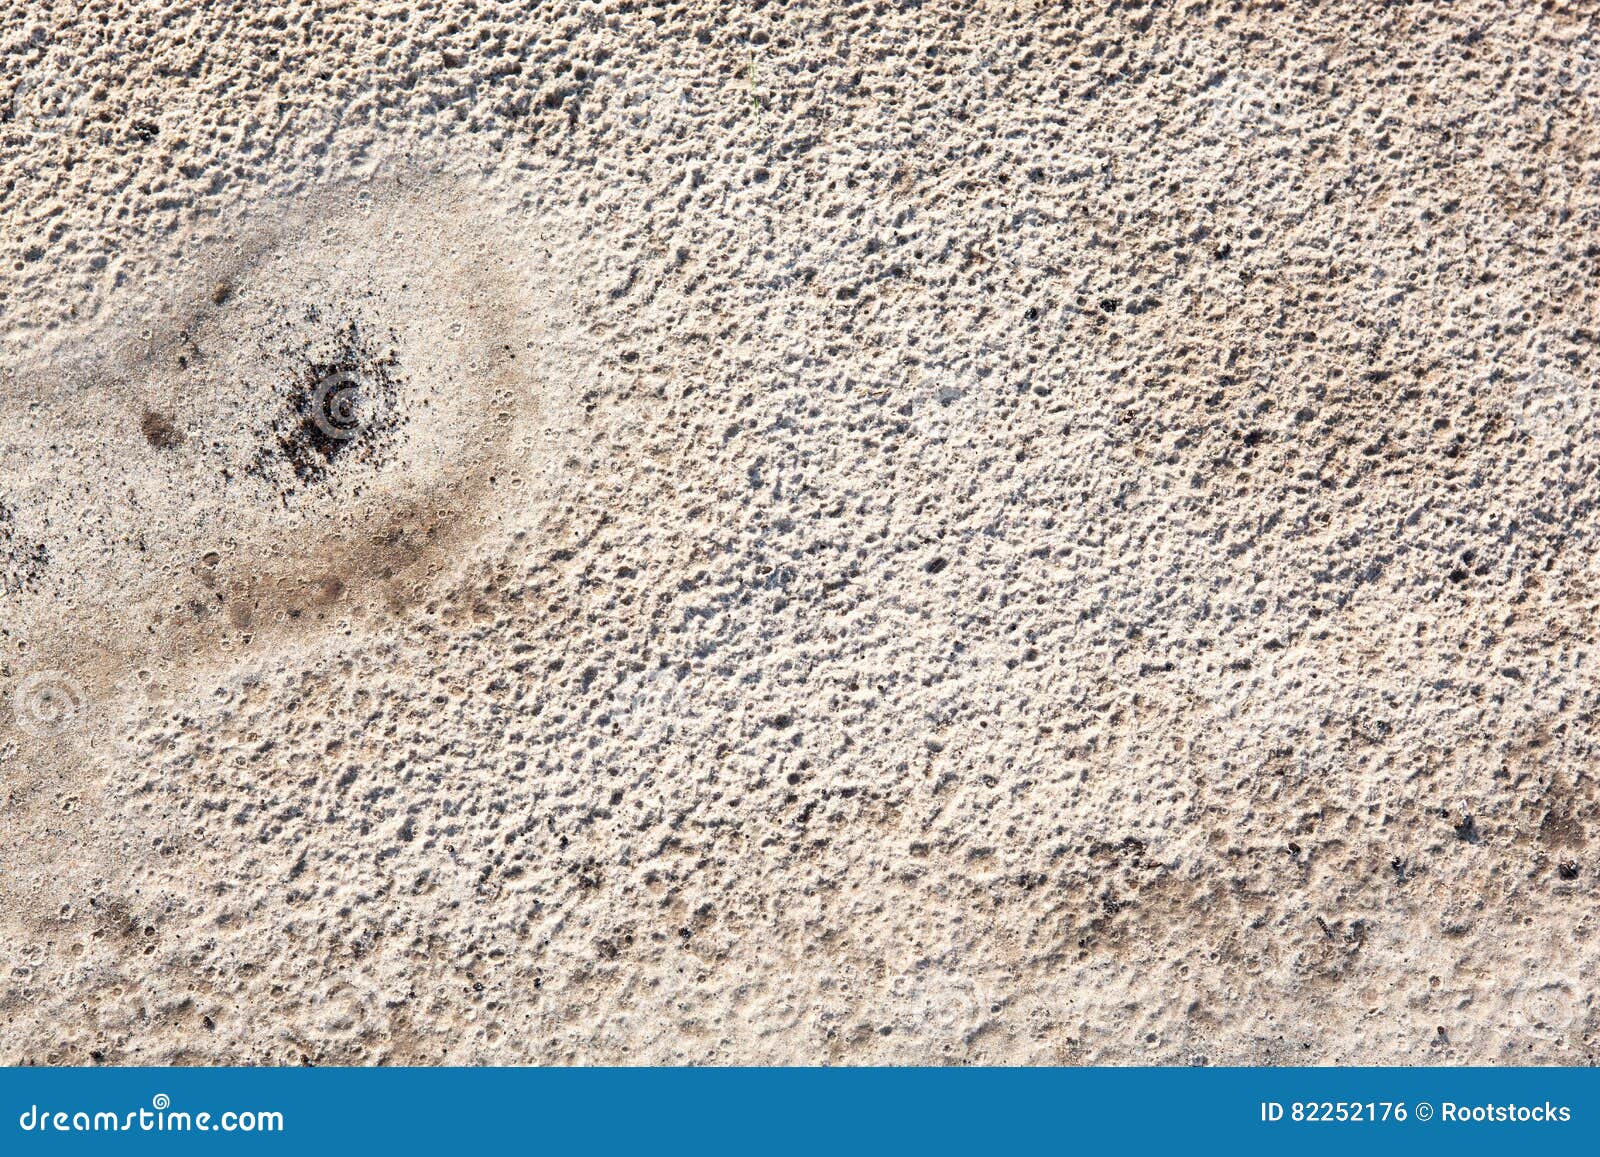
[2,1,1598,1064]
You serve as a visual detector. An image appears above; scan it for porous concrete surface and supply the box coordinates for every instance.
[2,1,1598,1064]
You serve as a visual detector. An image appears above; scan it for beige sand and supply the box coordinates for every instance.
[2,1,1597,1064]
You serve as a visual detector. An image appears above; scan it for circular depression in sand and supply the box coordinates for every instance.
[1,178,580,753]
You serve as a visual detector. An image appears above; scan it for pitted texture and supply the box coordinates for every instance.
[2,2,1598,1064]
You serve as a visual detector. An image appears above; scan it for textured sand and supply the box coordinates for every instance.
[2,1,1598,1064]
